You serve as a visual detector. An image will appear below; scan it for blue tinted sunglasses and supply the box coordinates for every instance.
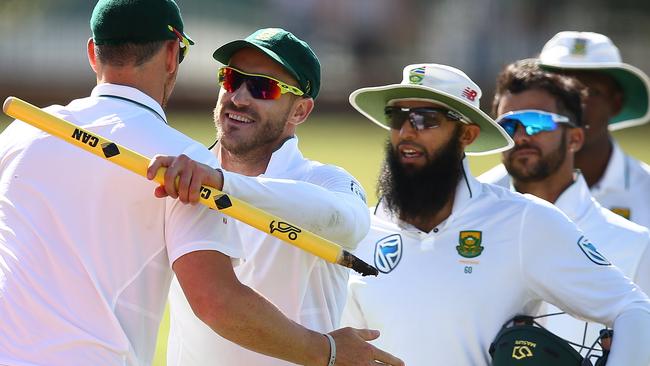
[496,110,576,137]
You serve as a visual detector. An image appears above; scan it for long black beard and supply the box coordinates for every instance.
[377,127,465,222]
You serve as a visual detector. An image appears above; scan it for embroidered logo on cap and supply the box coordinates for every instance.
[256,28,282,41]
[462,87,478,101]
[571,38,588,56]
[409,67,425,84]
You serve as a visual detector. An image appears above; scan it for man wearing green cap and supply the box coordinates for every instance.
[144,28,387,366]
[339,63,650,365]
[0,3,403,366]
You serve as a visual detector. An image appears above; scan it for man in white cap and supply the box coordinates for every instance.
[481,58,650,360]
[520,31,649,228]
[340,63,650,365]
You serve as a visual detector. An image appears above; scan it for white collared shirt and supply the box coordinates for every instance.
[167,137,370,366]
[342,159,650,365]
[0,84,241,366]
[590,141,650,229]
[479,168,650,356]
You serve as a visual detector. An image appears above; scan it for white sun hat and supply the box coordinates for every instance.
[349,63,513,155]
[539,31,650,130]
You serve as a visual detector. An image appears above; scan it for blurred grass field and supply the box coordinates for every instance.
[1,111,649,365]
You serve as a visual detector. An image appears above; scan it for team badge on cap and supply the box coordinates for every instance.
[255,28,282,41]
[570,38,588,56]
[374,234,403,273]
[577,236,610,266]
[408,67,425,84]
[456,231,484,258]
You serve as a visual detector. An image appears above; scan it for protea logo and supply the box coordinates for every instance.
[374,234,403,273]
[409,67,425,84]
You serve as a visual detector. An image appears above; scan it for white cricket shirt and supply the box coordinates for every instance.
[0,84,241,366]
[167,137,369,366]
[342,159,650,365]
[480,168,650,356]
[590,141,650,230]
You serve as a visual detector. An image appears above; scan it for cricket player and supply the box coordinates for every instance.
[479,58,650,358]
[485,31,650,228]
[0,2,401,366]
[340,63,650,365]
[146,29,380,366]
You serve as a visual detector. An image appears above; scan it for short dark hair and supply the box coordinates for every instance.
[492,59,587,126]
[95,41,166,67]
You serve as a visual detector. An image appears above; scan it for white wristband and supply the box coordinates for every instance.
[324,333,336,366]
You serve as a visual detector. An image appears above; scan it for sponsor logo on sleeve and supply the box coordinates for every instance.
[577,236,611,266]
[350,180,367,203]
[374,234,402,273]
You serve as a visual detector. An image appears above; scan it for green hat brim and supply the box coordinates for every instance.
[212,40,302,91]
[540,62,650,130]
[349,84,513,156]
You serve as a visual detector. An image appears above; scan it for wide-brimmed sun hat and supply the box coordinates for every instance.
[349,63,513,155]
[539,31,650,130]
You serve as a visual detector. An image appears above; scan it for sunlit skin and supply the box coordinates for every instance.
[87,38,181,108]
[497,89,584,203]
[389,100,479,231]
[562,71,623,187]
[214,47,314,176]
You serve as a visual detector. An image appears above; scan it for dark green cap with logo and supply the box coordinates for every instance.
[212,28,321,99]
[91,0,194,46]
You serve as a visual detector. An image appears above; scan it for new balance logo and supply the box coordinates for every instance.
[462,87,478,101]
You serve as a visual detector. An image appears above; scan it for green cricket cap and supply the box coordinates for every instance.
[91,0,194,46]
[212,28,321,99]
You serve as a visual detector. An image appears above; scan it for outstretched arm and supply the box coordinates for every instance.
[147,154,370,249]
[173,250,403,366]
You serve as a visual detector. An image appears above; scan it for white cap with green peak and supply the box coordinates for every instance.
[349,63,513,156]
[539,31,650,130]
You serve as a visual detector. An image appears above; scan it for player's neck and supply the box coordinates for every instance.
[216,145,272,176]
[401,195,455,233]
[513,169,575,204]
[574,137,612,187]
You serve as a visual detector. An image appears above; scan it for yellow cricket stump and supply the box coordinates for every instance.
[3,96,378,276]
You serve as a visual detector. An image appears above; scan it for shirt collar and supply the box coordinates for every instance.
[554,171,592,222]
[263,136,305,177]
[91,83,168,124]
[373,157,481,232]
[592,140,628,193]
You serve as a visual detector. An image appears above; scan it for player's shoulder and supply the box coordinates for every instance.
[597,202,650,238]
[477,163,510,187]
[626,153,650,182]
[304,159,355,179]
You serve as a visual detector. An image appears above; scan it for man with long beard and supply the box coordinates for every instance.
[480,58,650,361]
[340,63,650,365]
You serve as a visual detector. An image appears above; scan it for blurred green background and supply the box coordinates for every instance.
[2,111,649,366]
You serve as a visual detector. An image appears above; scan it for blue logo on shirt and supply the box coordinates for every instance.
[577,236,610,266]
[374,234,403,273]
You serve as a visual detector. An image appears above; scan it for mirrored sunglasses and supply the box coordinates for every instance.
[496,109,576,137]
[384,106,464,131]
[217,66,304,100]
[168,25,190,64]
